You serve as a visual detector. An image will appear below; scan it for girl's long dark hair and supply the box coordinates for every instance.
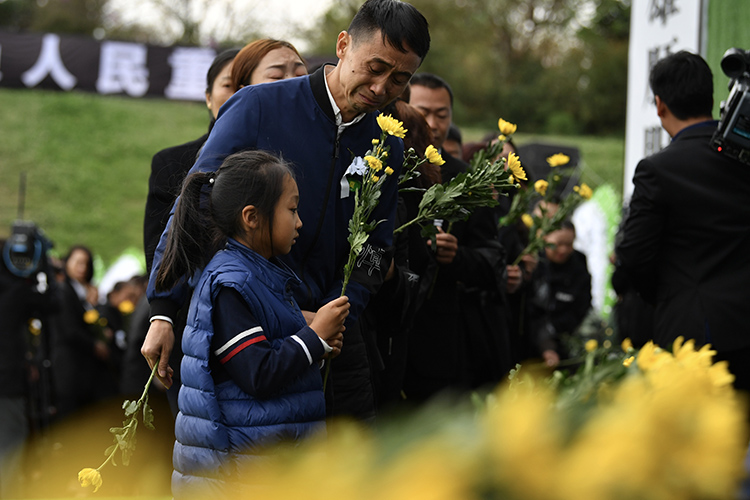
[155,150,294,292]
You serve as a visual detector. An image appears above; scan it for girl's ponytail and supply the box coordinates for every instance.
[155,171,215,291]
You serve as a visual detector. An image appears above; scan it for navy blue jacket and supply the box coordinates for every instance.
[147,67,403,326]
[172,240,326,498]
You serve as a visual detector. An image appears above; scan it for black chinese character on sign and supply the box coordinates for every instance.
[649,0,679,25]
[644,126,664,156]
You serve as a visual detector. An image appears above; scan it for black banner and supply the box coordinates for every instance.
[0,31,217,101]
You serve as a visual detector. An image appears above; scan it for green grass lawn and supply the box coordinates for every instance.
[0,88,626,270]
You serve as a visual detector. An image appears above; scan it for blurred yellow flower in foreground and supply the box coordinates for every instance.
[497,118,518,135]
[78,468,103,493]
[622,356,635,367]
[83,309,99,324]
[546,153,570,167]
[534,179,548,196]
[377,113,407,138]
[585,339,598,352]
[621,337,633,352]
[425,145,445,166]
[506,152,526,181]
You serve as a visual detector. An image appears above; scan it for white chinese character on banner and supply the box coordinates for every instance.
[96,41,149,97]
[355,244,384,277]
[21,34,77,90]
[164,47,216,101]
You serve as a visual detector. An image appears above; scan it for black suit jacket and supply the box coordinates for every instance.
[617,121,750,351]
[143,133,208,275]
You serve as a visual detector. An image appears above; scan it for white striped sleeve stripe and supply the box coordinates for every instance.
[292,335,313,365]
[214,326,264,356]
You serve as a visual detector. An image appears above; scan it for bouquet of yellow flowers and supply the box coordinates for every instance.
[394,118,521,241]
[502,153,593,265]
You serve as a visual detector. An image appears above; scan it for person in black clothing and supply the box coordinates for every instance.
[404,73,509,400]
[537,220,592,366]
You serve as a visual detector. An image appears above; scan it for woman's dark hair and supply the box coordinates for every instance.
[63,245,94,284]
[349,0,430,60]
[231,39,305,90]
[155,150,294,292]
[205,48,240,96]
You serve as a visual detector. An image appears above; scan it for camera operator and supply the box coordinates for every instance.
[616,51,750,393]
[0,239,57,498]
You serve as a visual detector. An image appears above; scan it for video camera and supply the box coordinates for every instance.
[3,220,54,278]
[711,48,750,165]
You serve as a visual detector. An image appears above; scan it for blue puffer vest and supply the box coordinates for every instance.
[172,239,325,498]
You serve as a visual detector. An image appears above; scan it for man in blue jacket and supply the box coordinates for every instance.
[142,0,431,420]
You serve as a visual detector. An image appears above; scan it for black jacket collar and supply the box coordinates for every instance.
[310,65,336,123]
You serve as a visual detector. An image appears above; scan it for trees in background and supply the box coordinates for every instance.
[306,0,630,136]
[0,0,630,135]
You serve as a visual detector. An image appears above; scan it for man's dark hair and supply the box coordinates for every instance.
[447,123,462,145]
[649,50,713,120]
[410,72,454,108]
[348,0,430,61]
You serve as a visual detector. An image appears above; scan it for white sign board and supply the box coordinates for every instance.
[623,0,705,202]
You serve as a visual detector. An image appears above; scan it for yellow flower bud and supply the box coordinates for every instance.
[118,300,135,315]
[621,338,633,352]
[497,118,517,135]
[84,309,100,324]
[622,356,635,368]
[371,175,380,183]
[585,339,598,352]
[425,145,445,166]
[546,153,570,167]
[372,139,379,145]
[521,213,534,229]
[534,179,548,196]
[78,468,103,493]
[497,134,507,142]
[384,167,394,176]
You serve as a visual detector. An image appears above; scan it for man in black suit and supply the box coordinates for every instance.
[404,73,510,400]
[616,51,750,392]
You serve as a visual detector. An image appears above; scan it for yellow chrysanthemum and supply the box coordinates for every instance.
[506,152,526,181]
[497,118,517,136]
[83,309,100,324]
[425,145,445,166]
[118,299,135,314]
[377,114,407,138]
[521,213,534,229]
[623,356,635,368]
[364,155,383,171]
[534,179,548,196]
[78,468,103,493]
[621,338,633,352]
[371,175,380,183]
[635,341,668,371]
[574,183,593,200]
[546,153,570,167]
[385,166,394,176]
[585,339,598,352]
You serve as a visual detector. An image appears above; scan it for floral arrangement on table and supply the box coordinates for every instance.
[500,152,593,265]
[226,337,748,500]
[394,118,522,241]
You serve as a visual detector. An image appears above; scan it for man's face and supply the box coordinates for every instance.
[333,30,421,122]
[409,84,452,150]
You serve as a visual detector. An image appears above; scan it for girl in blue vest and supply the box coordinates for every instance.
[155,149,348,498]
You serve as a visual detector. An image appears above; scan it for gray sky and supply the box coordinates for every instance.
[105,0,336,50]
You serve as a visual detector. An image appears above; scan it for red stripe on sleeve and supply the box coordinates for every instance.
[219,335,267,364]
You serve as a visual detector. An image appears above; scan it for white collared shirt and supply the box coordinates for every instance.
[323,65,365,137]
